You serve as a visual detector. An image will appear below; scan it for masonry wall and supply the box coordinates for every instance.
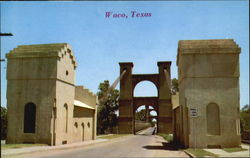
[53,47,76,145]
[72,109,95,142]
[73,86,97,141]
[6,43,97,146]
[6,43,80,146]
[75,86,97,108]
[54,81,75,145]
[6,57,58,144]
[157,62,172,134]
[177,39,241,148]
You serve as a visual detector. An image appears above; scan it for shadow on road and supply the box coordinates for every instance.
[142,142,178,151]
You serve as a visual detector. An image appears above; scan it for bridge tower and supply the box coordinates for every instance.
[118,63,134,133]
[118,62,172,134]
[157,62,172,133]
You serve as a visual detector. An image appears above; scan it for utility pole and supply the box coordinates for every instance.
[0,33,13,36]
[0,32,13,107]
[0,32,13,62]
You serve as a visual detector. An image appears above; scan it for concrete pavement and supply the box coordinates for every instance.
[204,144,250,157]
[1,139,108,157]
[2,127,189,158]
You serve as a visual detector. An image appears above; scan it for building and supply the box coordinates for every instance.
[174,39,241,148]
[6,43,97,146]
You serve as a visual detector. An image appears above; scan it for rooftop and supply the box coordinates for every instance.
[177,39,241,65]
[6,43,77,68]
[178,39,240,49]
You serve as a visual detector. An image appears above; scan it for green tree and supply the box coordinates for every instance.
[135,109,146,121]
[171,78,179,93]
[97,80,119,134]
[240,104,250,132]
[1,106,7,140]
[135,109,156,123]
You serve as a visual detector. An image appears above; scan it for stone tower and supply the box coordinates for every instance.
[118,63,134,133]
[118,62,172,134]
[175,39,241,148]
[6,43,77,145]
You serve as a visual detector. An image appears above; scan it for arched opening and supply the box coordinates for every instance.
[74,122,78,133]
[149,106,154,110]
[135,105,146,122]
[149,110,158,132]
[207,103,220,135]
[133,81,158,135]
[81,123,85,141]
[151,118,157,126]
[150,110,157,116]
[24,102,36,133]
[134,81,158,97]
[64,104,68,133]
[134,105,157,135]
[135,105,148,134]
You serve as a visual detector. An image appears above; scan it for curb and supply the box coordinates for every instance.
[96,134,114,138]
[2,139,108,157]
[183,150,196,158]
[2,134,134,157]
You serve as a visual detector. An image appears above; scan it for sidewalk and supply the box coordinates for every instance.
[203,144,250,157]
[1,139,108,157]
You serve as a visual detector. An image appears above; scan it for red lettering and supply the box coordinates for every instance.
[131,11,136,17]
[105,12,112,18]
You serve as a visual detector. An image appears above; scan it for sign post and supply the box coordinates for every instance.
[190,108,198,117]
[190,108,198,149]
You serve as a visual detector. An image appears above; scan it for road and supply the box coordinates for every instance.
[8,127,189,158]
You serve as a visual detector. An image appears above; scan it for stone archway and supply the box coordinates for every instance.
[133,97,158,134]
[118,62,172,134]
[24,102,36,133]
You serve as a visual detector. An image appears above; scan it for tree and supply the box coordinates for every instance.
[171,78,179,94]
[97,80,119,134]
[135,108,156,123]
[1,106,7,140]
[240,104,250,132]
[135,109,146,121]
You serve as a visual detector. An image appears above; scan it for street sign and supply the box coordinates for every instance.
[190,108,198,117]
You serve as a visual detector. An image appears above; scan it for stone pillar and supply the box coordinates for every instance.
[145,105,149,122]
[118,62,134,134]
[157,61,172,133]
[93,100,97,140]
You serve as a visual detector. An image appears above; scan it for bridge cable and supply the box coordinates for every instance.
[99,69,127,103]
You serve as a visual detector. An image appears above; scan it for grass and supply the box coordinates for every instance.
[157,133,173,142]
[185,149,219,158]
[1,143,48,149]
[97,134,130,139]
[223,147,248,153]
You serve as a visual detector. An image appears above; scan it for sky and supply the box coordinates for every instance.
[1,1,249,108]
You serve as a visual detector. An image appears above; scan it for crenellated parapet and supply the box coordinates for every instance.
[75,86,97,109]
[7,43,77,69]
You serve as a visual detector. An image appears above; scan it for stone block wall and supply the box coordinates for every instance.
[176,39,241,148]
[6,43,97,146]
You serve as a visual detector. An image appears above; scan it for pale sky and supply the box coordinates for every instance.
[1,1,249,108]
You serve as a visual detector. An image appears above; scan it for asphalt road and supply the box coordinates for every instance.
[10,127,188,158]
